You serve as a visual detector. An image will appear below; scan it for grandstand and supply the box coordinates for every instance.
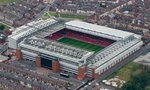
[8,18,57,49]
[10,19,143,80]
[45,28,115,53]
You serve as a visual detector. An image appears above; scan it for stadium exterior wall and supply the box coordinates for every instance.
[18,36,143,80]
[8,37,18,49]
[94,41,143,77]
[21,50,79,74]
[19,39,143,80]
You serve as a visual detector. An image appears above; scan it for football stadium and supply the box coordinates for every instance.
[8,19,143,80]
[45,28,114,53]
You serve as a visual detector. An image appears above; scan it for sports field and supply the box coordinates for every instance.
[58,37,105,53]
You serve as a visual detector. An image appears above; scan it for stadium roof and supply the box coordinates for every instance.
[65,20,134,40]
[9,19,57,40]
[20,37,94,63]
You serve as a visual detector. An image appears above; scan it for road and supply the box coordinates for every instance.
[78,44,150,90]
[33,4,50,21]
[47,69,85,90]
[100,0,135,16]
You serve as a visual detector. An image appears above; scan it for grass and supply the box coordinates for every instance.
[107,62,141,81]
[58,37,104,53]
[0,0,17,5]
[0,22,10,30]
[43,11,87,20]
[146,87,150,90]
[59,13,87,20]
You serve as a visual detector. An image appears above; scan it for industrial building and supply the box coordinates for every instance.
[8,19,143,80]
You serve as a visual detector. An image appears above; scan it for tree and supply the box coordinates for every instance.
[0,24,5,31]
[122,65,150,90]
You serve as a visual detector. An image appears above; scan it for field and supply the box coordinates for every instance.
[107,62,141,81]
[58,37,104,52]
[0,0,17,5]
[43,11,87,20]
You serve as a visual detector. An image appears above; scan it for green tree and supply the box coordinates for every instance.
[0,24,5,31]
[122,65,150,90]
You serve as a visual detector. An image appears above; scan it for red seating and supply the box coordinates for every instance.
[45,28,115,47]
[65,30,113,47]
[45,32,64,40]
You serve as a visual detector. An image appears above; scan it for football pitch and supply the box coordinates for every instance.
[58,37,105,53]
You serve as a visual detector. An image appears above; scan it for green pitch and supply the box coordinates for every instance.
[58,37,105,53]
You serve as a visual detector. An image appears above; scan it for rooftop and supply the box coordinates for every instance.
[9,19,57,40]
[66,20,134,40]
[20,37,94,63]
[0,55,8,62]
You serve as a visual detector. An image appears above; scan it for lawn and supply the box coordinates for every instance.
[58,37,104,53]
[0,0,17,5]
[43,11,87,20]
[59,13,87,20]
[107,62,141,81]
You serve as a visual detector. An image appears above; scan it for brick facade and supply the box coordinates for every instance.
[15,48,22,60]
[77,66,86,80]
[52,60,60,73]
[35,56,41,67]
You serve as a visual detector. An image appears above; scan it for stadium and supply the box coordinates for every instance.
[8,19,143,80]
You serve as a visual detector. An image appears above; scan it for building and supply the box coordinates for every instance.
[9,19,143,80]
[42,0,55,4]
[0,42,7,54]
[0,55,9,63]
[8,19,57,49]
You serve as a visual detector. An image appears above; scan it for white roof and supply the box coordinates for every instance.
[66,20,134,40]
[10,27,35,40]
[20,38,94,63]
[0,55,8,62]
[9,19,57,40]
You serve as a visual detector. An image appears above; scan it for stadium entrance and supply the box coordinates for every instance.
[41,57,52,69]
